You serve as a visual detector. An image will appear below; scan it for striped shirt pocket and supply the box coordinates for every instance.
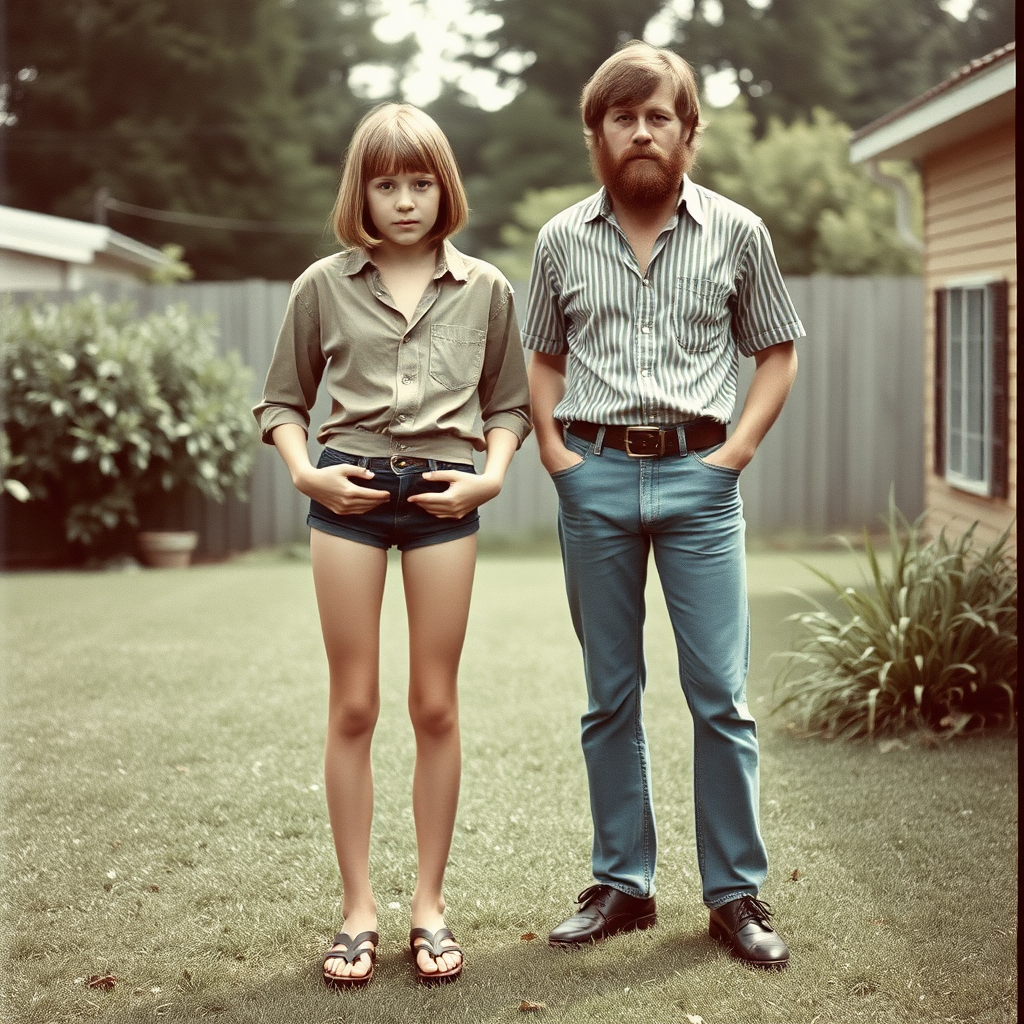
[674,277,731,354]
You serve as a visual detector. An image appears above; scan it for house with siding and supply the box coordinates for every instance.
[851,42,1016,549]
[0,204,171,290]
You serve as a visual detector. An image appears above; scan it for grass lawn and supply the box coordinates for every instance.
[0,548,1017,1024]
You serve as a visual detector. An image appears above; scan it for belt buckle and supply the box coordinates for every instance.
[624,426,664,458]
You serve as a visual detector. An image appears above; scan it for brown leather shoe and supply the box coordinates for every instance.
[709,896,790,968]
[548,884,657,946]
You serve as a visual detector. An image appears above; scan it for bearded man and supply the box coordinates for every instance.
[522,41,804,968]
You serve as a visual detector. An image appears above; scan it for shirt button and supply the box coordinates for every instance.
[396,443,407,450]
[397,414,406,422]
[641,326,651,334]
[641,369,651,377]
[642,279,651,287]
[401,375,412,384]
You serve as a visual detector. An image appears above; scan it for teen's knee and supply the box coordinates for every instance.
[329,695,380,738]
[408,691,458,738]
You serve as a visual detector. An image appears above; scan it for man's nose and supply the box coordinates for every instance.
[632,122,653,143]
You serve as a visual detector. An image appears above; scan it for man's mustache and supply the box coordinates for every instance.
[620,144,669,163]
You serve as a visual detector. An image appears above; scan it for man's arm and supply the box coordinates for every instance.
[703,341,798,471]
[527,351,582,475]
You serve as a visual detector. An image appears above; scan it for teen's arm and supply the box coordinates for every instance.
[528,351,581,475]
[702,341,798,471]
[410,426,519,519]
[270,422,388,514]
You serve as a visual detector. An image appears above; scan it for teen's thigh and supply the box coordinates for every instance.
[401,535,477,689]
[310,528,389,678]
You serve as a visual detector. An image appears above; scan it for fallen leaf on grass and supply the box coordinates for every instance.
[684,1015,704,1024]
[877,738,908,753]
[86,975,118,991]
[520,932,537,941]
[871,918,886,925]
[174,766,189,773]
[519,1000,546,1012]
[790,868,803,881]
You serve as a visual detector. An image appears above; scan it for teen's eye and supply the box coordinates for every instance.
[376,181,395,191]
[414,179,434,190]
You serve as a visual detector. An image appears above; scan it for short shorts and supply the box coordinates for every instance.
[307,447,480,551]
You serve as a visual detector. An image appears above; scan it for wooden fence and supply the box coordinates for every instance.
[5,275,923,557]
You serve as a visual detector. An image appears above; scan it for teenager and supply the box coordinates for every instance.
[254,102,531,987]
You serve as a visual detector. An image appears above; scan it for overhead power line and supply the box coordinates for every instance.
[101,195,325,234]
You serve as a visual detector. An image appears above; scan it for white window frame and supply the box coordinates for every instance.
[942,275,997,497]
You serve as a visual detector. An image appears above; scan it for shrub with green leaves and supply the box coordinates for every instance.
[773,503,1017,740]
[1,294,256,546]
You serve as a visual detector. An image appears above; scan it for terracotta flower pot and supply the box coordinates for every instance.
[137,530,199,569]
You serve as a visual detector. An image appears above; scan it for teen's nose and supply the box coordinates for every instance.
[395,188,415,209]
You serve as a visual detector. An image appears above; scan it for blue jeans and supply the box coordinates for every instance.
[552,429,768,908]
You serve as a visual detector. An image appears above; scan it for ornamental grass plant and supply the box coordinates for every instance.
[772,502,1017,740]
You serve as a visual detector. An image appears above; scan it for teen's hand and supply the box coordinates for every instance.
[407,470,501,519]
[297,464,390,515]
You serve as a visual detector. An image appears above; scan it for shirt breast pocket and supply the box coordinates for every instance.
[674,277,731,354]
[429,324,486,391]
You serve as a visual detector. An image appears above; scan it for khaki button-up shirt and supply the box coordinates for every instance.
[254,241,532,463]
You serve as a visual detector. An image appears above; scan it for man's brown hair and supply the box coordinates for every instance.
[331,103,469,250]
[580,41,704,154]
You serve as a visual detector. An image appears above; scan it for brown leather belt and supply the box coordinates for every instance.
[568,419,726,458]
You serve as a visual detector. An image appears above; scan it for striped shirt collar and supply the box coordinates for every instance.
[584,174,706,229]
[337,239,470,282]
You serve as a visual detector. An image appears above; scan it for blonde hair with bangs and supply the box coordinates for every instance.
[581,41,704,155]
[332,103,469,249]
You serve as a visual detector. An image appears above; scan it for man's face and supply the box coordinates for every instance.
[594,80,688,208]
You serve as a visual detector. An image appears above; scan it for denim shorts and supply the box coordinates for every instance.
[307,447,480,551]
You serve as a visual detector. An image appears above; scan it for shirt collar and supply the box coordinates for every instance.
[336,239,469,282]
[586,174,705,228]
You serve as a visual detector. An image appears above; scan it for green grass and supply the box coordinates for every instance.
[1,551,1017,1024]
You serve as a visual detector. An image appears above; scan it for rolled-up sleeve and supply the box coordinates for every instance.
[252,282,326,445]
[478,285,533,446]
[732,220,806,357]
[521,235,568,355]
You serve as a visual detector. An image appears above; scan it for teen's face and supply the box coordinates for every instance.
[365,170,441,253]
[596,80,689,207]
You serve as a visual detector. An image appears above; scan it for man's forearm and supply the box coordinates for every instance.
[719,341,798,469]
[527,351,570,467]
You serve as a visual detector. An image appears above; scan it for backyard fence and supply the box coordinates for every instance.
[5,275,923,558]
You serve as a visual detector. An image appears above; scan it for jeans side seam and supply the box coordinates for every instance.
[633,568,653,895]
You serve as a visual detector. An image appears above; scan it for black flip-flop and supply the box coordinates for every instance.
[409,926,464,985]
[322,930,378,989]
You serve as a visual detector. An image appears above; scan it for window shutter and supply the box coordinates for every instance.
[933,289,946,478]
[988,280,1009,499]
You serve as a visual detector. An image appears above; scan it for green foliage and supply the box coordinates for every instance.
[5,0,407,280]
[672,0,1016,131]
[695,103,922,274]
[150,244,194,284]
[0,296,257,546]
[773,503,1018,741]
[483,183,597,280]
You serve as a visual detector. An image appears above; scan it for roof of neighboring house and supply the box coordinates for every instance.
[0,204,170,274]
[850,41,1015,163]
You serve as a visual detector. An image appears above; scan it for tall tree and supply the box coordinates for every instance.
[672,0,1015,131]
[4,0,408,279]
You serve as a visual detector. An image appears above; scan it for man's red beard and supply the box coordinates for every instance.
[593,139,688,208]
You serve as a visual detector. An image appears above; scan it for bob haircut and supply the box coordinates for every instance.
[331,103,469,249]
[580,41,704,154]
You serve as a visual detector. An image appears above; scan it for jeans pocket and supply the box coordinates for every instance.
[691,443,741,477]
[550,434,591,480]
[429,324,485,390]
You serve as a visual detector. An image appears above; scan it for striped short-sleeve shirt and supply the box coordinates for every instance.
[522,175,806,425]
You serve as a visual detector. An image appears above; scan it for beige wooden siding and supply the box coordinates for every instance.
[923,116,1016,551]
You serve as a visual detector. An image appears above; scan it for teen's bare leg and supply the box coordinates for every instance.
[402,535,476,976]
[311,528,388,981]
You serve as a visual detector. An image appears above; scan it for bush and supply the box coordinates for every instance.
[772,502,1017,740]
[1,294,256,547]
